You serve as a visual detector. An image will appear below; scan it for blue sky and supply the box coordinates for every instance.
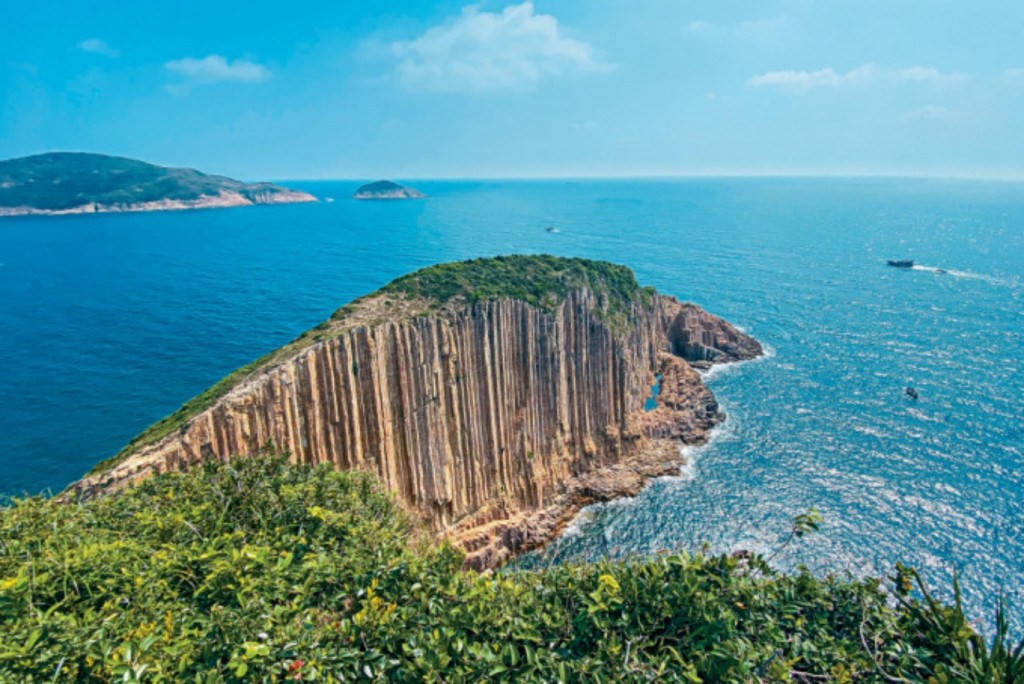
[2,1,1023,179]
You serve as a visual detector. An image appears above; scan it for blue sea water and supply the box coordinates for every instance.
[1,178,1022,630]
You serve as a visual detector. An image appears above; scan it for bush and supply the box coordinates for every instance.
[381,255,653,319]
[3,457,1020,682]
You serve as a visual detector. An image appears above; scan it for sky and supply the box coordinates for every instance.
[2,0,1023,180]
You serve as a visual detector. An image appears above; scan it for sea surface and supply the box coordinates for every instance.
[1,178,1022,631]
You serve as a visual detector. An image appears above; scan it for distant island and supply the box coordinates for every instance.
[0,152,317,217]
[353,179,425,200]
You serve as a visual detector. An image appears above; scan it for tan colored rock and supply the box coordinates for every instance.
[68,286,760,568]
[0,189,316,217]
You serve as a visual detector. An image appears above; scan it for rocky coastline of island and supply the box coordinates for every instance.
[0,152,317,218]
[0,189,316,217]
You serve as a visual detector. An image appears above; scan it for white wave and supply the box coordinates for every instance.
[558,415,736,545]
[699,362,734,381]
[559,508,595,539]
[674,445,699,482]
[657,418,734,485]
[700,344,774,381]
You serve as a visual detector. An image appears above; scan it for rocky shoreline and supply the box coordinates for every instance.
[0,189,316,217]
[451,349,738,569]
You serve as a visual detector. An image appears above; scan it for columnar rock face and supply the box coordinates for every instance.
[70,262,760,567]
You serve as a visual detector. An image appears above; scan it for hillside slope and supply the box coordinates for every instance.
[0,152,316,216]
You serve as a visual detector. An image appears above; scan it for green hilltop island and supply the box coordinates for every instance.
[0,152,316,217]
[353,179,426,200]
[3,256,1021,681]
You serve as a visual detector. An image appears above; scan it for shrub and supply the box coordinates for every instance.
[9,457,1019,681]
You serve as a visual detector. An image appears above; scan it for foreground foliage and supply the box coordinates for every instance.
[3,457,1020,682]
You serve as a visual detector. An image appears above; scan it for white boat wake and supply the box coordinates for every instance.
[911,264,1016,287]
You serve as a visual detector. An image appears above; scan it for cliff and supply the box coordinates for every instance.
[69,256,760,567]
[353,180,426,200]
[0,152,316,216]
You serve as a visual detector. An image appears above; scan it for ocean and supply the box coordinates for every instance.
[1,178,1022,630]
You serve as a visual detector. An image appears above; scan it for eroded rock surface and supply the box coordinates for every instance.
[69,264,760,567]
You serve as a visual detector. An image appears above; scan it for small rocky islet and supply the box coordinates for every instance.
[352,179,426,200]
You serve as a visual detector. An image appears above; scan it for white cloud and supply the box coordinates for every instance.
[749,64,965,92]
[749,64,875,91]
[165,55,271,84]
[78,38,119,58]
[390,2,610,93]
[896,66,965,85]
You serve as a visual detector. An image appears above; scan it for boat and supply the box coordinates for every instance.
[545,226,560,233]
[887,260,914,268]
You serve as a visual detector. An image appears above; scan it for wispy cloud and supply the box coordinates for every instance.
[390,1,611,94]
[749,65,875,91]
[77,38,119,58]
[896,66,965,85]
[749,64,965,92]
[165,55,271,84]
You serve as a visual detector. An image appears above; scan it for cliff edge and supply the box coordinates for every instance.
[68,256,761,567]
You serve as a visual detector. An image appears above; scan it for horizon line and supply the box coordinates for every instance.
[272,172,1024,183]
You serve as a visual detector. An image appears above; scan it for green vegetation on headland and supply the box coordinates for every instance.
[0,152,312,213]
[380,255,653,314]
[4,457,1021,682]
[88,256,655,478]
